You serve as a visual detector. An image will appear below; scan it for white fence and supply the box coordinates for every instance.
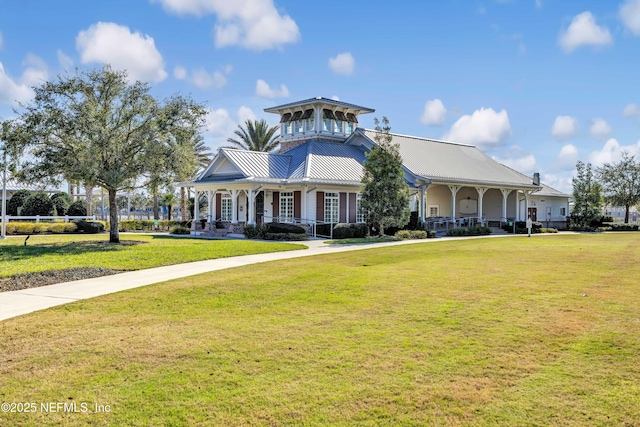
[0,215,96,223]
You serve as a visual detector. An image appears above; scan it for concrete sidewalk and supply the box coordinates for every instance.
[1,236,464,322]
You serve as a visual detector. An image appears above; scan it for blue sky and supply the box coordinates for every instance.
[2,0,640,193]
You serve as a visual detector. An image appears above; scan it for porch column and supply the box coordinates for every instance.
[523,190,534,220]
[231,189,238,224]
[448,185,461,221]
[500,189,512,221]
[194,190,200,222]
[515,191,520,221]
[301,188,307,222]
[248,188,256,225]
[475,187,488,223]
[207,190,214,222]
[420,186,427,222]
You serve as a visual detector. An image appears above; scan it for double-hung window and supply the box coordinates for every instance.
[356,193,365,223]
[324,192,339,224]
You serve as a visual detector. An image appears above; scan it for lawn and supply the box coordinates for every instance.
[0,234,306,279]
[1,233,640,426]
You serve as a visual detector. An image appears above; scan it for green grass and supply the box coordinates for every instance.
[0,234,306,278]
[325,236,401,244]
[1,234,640,425]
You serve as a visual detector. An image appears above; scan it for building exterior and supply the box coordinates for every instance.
[183,97,569,235]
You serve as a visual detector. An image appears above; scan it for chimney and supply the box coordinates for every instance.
[533,172,540,186]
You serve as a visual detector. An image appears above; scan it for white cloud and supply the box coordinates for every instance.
[622,103,640,117]
[151,0,300,51]
[620,0,640,35]
[205,107,236,136]
[0,55,48,105]
[589,138,640,166]
[331,95,340,101]
[542,173,573,194]
[328,52,355,75]
[56,50,73,71]
[492,147,538,176]
[444,107,511,149]
[76,22,167,82]
[237,105,257,124]
[223,64,233,74]
[255,79,289,99]
[174,65,187,80]
[558,11,613,52]
[589,118,611,140]
[421,98,447,126]
[550,144,579,172]
[191,68,227,89]
[551,115,578,141]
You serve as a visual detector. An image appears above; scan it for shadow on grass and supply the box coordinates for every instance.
[0,240,143,262]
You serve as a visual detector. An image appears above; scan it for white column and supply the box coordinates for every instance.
[248,188,255,225]
[420,186,426,222]
[500,189,512,221]
[207,191,213,221]
[194,191,200,222]
[448,185,461,221]
[301,189,307,222]
[523,190,533,220]
[231,189,238,224]
[476,187,488,223]
[515,191,520,221]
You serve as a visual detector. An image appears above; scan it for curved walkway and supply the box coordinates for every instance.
[0,234,524,322]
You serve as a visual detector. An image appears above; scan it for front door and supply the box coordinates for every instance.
[528,207,537,222]
[255,191,264,226]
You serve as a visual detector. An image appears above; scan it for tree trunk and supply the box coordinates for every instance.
[380,222,384,237]
[625,204,630,224]
[167,205,172,221]
[180,187,186,221]
[85,184,94,216]
[153,191,159,220]
[108,189,120,243]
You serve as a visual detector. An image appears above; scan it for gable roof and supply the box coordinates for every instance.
[358,129,538,189]
[264,97,374,114]
[535,183,571,198]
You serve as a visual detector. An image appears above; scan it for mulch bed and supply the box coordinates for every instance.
[0,268,122,293]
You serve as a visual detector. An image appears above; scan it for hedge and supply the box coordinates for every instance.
[4,222,78,235]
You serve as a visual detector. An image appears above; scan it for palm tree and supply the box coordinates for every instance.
[161,192,178,221]
[225,119,279,152]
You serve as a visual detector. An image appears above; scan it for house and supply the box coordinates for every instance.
[183,97,569,235]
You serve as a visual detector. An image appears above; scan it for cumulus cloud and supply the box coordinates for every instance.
[76,22,167,82]
[589,138,640,166]
[492,146,538,176]
[255,79,289,99]
[620,0,640,35]
[558,11,613,52]
[542,173,573,194]
[174,65,187,80]
[550,144,579,172]
[0,55,48,105]
[551,115,578,141]
[444,107,510,149]
[237,105,257,124]
[151,0,300,51]
[205,107,236,136]
[622,103,640,117]
[56,50,73,71]
[328,52,355,75]
[589,118,611,140]
[421,98,447,126]
[192,68,227,89]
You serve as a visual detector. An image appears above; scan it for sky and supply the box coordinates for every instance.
[1,0,640,194]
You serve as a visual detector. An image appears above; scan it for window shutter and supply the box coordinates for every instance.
[316,191,324,222]
[273,192,280,221]
[215,193,221,220]
[349,193,357,223]
[294,191,301,219]
[339,192,347,223]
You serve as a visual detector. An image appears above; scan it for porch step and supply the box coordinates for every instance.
[489,226,508,235]
[213,229,229,237]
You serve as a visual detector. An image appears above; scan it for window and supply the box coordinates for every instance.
[356,193,365,223]
[280,191,294,222]
[286,121,294,134]
[345,121,354,135]
[324,192,339,223]
[429,205,439,217]
[291,111,304,133]
[333,119,343,133]
[322,109,333,132]
[302,109,314,132]
[221,194,232,221]
[295,120,304,133]
[560,207,566,216]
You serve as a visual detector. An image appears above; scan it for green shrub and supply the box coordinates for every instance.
[20,193,55,217]
[4,221,78,234]
[67,200,87,216]
[395,230,410,239]
[333,223,355,239]
[169,225,191,235]
[7,190,32,216]
[610,224,639,231]
[353,223,368,238]
[264,232,308,241]
[50,192,72,216]
[540,227,558,233]
[409,230,428,239]
[447,226,491,237]
[427,230,437,238]
[265,222,306,234]
[73,220,105,234]
[243,224,267,239]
